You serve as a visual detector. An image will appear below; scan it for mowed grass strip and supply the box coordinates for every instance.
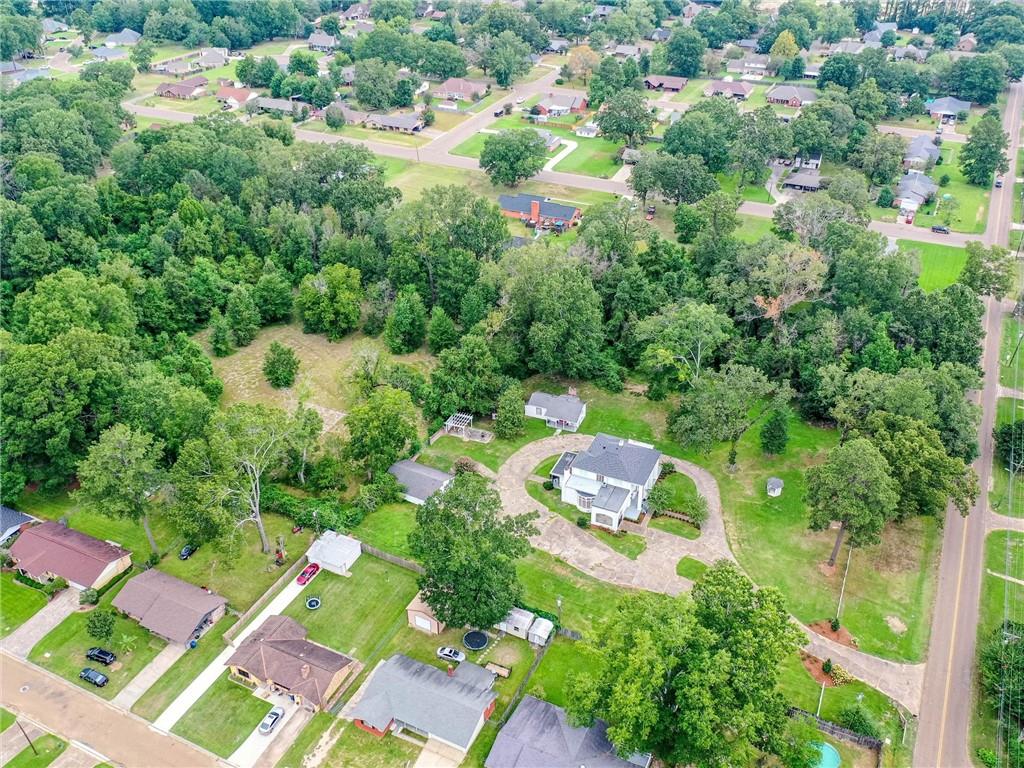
[4,734,67,768]
[0,572,48,638]
[29,579,166,700]
[172,670,272,758]
[131,614,238,722]
[990,398,1024,519]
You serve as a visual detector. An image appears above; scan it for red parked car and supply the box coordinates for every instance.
[297,563,320,585]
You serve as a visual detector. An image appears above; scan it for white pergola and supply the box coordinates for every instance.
[444,411,474,437]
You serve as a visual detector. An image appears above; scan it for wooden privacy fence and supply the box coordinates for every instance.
[788,706,884,767]
[360,542,425,575]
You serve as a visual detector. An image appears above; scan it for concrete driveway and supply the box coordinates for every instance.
[228,693,303,768]
[2,588,79,659]
[111,642,187,709]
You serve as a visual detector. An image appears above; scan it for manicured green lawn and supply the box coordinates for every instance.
[649,515,700,539]
[525,480,647,560]
[4,734,67,768]
[0,572,48,638]
[528,636,588,708]
[717,171,774,203]
[911,145,990,234]
[281,558,419,659]
[517,549,628,636]
[659,472,699,512]
[131,614,239,722]
[451,131,490,158]
[735,214,776,243]
[420,416,555,472]
[158,512,313,610]
[1000,315,1024,389]
[463,721,500,768]
[532,454,561,477]
[15,488,175,558]
[0,707,15,733]
[897,239,968,291]
[990,398,1024,518]
[29,579,167,700]
[140,95,222,115]
[172,670,273,758]
[970,530,1024,764]
[351,502,417,559]
[676,556,708,580]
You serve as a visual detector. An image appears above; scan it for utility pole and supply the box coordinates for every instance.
[15,720,38,756]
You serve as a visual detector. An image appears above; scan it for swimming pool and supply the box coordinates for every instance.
[815,742,841,768]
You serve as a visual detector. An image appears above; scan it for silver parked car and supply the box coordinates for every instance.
[436,646,466,663]
[259,706,285,735]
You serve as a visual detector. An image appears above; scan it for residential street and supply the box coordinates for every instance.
[0,651,218,768]
[913,80,1022,768]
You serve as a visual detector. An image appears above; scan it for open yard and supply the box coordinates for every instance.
[676,556,708,580]
[171,670,273,758]
[158,511,313,610]
[139,95,222,115]
[351,502,417,559]
[28,579,167,700]
[909,144,990,234]
[420,416,554,473]
[717,171,774,203]
[281,557,419,659]
[0,572,48,638]
[970,530,1024,764]
[276,716,421,768]
[897,239,967,291]
[989,397,1024,519]
[131,614,239,722]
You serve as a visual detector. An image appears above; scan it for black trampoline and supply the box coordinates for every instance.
[463,630,488,651]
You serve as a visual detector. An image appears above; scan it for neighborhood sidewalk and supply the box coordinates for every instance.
[111,643,187,710]
[152,578,306,732]
[1,588,79,659]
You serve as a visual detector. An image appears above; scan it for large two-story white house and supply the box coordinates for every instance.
[549,434,662,532]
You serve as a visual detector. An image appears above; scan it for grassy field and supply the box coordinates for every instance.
[4,734,67,768]
[989,397,1024,519]
[525,480,647,560]
[735,213,777,243]
[29,579,167,700]
[970,530,1024,765]
[157,511,312,610]
[140,95,222,115]
[897,239,967,291]
[717,171,774,203]
[518,549,629,636]
[281,558,419,659]
[351,502,418,559]
[131,614,239,722]
[277,717,421,768]
[911,145,990,234]
[172,670,273,758]
[0,707,15,732]
[676,556,708,580]
[649,515,700,539]
[420,417,555,472]
[0,572,48,638]
[1000,314,1024,389]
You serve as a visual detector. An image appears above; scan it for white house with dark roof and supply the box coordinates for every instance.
[388,460,455,505]
[349,654,497,752]
[526,392,586,431]
[550,433,662,532]
[308,31,338,51]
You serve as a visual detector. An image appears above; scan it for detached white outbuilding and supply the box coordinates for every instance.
[308,530,361,576]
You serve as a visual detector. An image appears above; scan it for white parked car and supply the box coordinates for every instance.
[515,95,526,104]
[259,706,285,735]
[437,646,466,663]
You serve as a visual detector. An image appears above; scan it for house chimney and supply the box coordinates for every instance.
[300,663,310,679]
[529,200,540,222]
[447,664,454,677]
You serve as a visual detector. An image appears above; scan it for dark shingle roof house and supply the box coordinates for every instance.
[388,460,455,505]
[904,134,940,167]
[227,615,355,710]
[644,74,687,91]
[499,194,581,226]
[10,521,131,590]
[42,18,68,34]
[766,84,817,106]
[648,27,670,41]
[113,569,227,644]
[0,506,35,545]
[349,654,497,751]
[365,112,424,132]
[486,695,652,768]
[570,433,661,486]
[308,31,338,50]
[781,170,822,191]
[92,47,128,60]
[896,170,939,205]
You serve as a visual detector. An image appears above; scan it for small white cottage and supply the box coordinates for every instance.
[767,477,784,497]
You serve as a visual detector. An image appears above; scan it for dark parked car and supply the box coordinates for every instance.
[80,668,109,687]
[179,544,198,560]
[86,647,116,665]
[931,225,950,234]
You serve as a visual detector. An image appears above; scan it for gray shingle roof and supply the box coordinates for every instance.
[897,170,938,200]
[571,434,661,486]
[527,392,585,425]
[550,452,577,478]
[105,28,141,45]
[349,654,496,749]
[905,134,940,163]
[388,460,454,502]
[0,506,33,541]
[594,484,629,511]
[928,96,971,114]
[485,695,651,768]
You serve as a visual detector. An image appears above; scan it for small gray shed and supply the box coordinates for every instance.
[767,477,784,497]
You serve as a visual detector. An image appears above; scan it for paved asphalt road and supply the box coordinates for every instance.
[913,80,1023,768]
[0,651,218,768]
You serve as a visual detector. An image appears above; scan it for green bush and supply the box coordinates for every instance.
[838,704,880,739]
[542,480,554,490]
[263,341,300,388]
[79,588,99,606]
[830,617,841,632]
[576,515,590,528]
[42,576,68,597]
[876,186,894,207]
[939,174,951,187]
[977,748,999,768]
[822,658,833,674]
